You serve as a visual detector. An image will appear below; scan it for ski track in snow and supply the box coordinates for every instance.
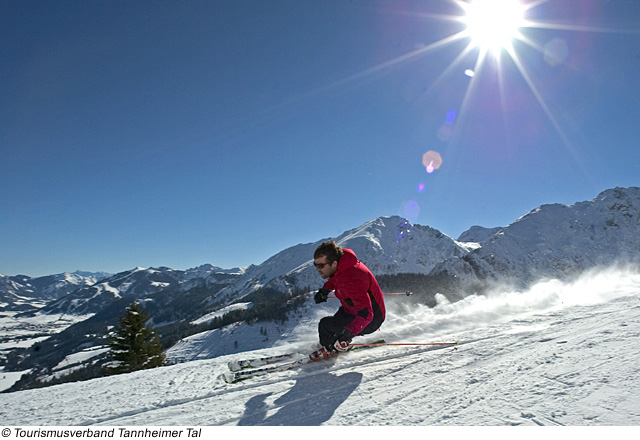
[2,272,640,426]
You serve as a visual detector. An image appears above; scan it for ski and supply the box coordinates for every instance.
[227,339,387,372]
[227,352,300,372]
[222,356,312,384]
[222,339,387,384]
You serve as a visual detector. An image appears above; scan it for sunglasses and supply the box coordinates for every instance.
[313,262,332,269]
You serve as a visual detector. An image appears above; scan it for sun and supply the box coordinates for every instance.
[461,0,526,55]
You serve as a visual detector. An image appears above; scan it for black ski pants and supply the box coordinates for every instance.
[318,305,383,349]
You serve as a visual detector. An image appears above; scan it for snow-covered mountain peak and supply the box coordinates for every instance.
[188,264,247,276]
[457,225,502,244]
[211,215,475,301]
[0,271,111,310]
[336,215,409,248]
[434,186,640,288]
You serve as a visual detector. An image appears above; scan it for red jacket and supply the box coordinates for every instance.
[322,248,386,335]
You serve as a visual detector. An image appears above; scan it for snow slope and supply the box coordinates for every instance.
[1,266,639,426]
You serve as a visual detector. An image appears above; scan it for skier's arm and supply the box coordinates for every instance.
[323,276,336,292]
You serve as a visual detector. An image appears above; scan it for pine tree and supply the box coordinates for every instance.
[106,302,166,375]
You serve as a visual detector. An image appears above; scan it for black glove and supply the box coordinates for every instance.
[314,288,330,304]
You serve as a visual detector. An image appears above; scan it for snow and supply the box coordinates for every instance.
[0,369,32,392]
[190,302,252,325]
[0,311,93,350]
[52,346,110,372]
[0,312,97,391]
[1,267,640,428]
[95,282,121,298]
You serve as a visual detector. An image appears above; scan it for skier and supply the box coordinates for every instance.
[312,240,386,358]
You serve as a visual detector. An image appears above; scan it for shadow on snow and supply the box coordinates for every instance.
[237,371,363,425]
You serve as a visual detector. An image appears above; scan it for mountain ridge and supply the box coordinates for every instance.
[2,186,639,324]
[432,186,640,289]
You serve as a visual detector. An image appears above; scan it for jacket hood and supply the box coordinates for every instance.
[338,248,358,271]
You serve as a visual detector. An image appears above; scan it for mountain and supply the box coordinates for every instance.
[6,187,639,317]
[0,271,110,311]
[430,187,640,290]
[209,216,477,304]
[18,216,472,319]
[2,267,639,425]
[202,187,640,305]
[38,265,244,316]
[457,225,502,243]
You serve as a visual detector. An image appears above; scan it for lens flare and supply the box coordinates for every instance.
[400,201,420,224]
[544,38,569,66]
[422,150,443,173]
[438,109,458,141]
[426,160,435,173]
[417,183,425,193]
[396,219,413,243]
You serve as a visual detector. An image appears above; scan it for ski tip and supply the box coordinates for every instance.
[220,372,238,384]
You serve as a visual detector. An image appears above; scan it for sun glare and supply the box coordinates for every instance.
[462,0,526,54]
[312,0,633,179]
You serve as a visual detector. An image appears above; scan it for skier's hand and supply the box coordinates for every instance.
[314,288,330,304]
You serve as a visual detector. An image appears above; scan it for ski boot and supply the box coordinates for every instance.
[309,340,351,361]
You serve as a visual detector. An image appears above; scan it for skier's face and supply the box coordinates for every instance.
[314,256,338,279]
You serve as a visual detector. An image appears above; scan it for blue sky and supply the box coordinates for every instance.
[2,0,639,277]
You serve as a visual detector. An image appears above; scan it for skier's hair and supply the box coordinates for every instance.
[314,240,344,263]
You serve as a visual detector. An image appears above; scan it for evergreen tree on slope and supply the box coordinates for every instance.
[107,302,166,374]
